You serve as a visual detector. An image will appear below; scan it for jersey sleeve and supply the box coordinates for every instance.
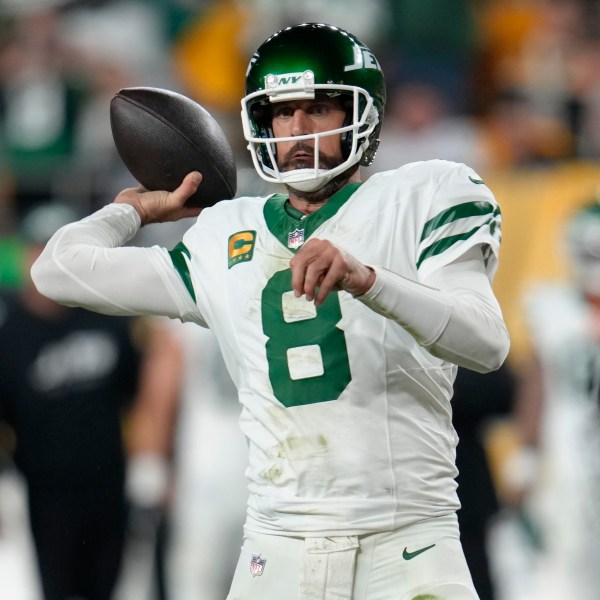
[31,204,205,324]
[416,161,502,282]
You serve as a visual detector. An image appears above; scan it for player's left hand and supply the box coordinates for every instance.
[290,238,375,306]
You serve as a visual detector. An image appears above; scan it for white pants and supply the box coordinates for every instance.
[226,514,479,600]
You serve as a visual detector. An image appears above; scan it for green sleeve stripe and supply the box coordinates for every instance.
[168,242,196,302]
[421,201,500,242]
[416,218,500,269]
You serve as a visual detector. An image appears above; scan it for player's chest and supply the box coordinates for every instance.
[220,220,377,294]
[221,204,415,284]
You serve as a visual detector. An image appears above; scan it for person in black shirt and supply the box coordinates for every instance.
[0,202,143,600]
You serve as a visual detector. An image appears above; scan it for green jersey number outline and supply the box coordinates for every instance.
[262,268,351,407]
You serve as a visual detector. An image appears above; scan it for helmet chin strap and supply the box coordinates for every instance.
[281,168,337,192]
[283,163,361,196]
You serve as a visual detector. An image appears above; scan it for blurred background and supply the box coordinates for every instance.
[0,1,599,599]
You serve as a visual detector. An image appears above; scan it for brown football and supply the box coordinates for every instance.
[110,87,237,207]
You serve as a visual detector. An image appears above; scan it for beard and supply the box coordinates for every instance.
[279,141,336,172]
[279,142,359,202]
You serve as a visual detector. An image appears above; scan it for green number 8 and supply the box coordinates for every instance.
[262,268,352,408]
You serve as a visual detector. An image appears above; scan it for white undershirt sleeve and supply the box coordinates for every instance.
[31,204,202,322]
[357,246,510,373]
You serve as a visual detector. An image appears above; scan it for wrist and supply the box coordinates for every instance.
[351,266,376,297]
[115,197,149,226]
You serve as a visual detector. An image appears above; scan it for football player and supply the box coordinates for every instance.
[508,201,600,600]
[31,23,509,600]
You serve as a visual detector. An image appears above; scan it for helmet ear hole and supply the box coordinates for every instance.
[249,100,276,168]
[339,94,355,159]
[340,115,352,159]
[250,102,272,131]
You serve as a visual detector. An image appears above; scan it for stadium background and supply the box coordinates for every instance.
[1,1,600,599]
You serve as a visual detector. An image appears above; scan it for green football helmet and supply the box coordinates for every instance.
[241,23,386,192]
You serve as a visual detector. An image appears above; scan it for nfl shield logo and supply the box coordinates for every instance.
[250,554,266,577]
[288,228,305,249]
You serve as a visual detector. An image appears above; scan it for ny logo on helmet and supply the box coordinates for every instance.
[275,75,301,86]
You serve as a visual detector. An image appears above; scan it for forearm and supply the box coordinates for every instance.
[358,250,510,372]
[31,204,198,320]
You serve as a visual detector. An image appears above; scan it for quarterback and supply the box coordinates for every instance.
[32,23,510,600]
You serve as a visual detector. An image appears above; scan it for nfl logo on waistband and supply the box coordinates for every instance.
[288,228,304,249]
[250,554,266,577]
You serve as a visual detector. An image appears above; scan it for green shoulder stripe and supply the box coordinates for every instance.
[168,242,196,302]
[421,201,500,242]
[417,218,500,268]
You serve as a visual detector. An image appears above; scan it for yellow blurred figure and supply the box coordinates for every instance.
[172,0,249,113]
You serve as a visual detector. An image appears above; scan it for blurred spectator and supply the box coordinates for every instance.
[377,0,480,113]
[506,200,600,599]
[171,0,250,115]
[474,0,545,107]
[452,364,518,600]
[518,0,589,123]
[55,0,184,210]
[566,34,600,159]
[0,0,185,218]
[115,316,184,600]
[475,0,600,164]
[165,322,247,600]
[0,2,88,215]
[0,201,144,600]
[365,81,491,176]
[479,87,574,169]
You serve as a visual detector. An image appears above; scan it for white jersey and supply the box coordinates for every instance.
[166,160,501,536]
[521,284,600,600]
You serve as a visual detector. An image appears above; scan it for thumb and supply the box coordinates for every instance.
[170,171,202,206]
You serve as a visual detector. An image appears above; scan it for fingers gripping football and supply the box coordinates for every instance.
[115,171,203,225]
[290,238,375,306]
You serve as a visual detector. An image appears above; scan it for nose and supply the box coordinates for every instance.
[290,109,311,136]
